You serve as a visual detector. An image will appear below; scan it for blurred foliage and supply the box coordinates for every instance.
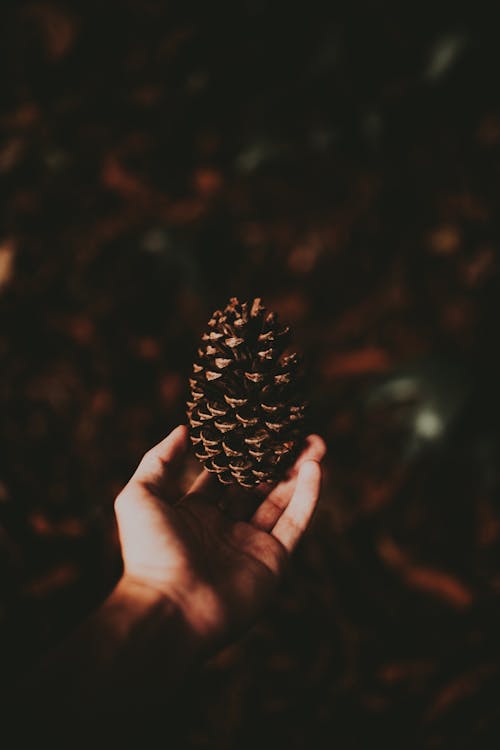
[1,1,500,747]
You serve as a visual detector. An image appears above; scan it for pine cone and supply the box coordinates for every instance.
[187,297,307,488]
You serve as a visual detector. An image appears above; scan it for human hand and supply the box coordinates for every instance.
[114,425,326,652]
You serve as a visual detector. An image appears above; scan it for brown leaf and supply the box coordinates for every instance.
[378,536,473,608]
[0,239,15,291]
[323,347,391,377]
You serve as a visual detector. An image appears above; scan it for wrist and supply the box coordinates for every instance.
[114,574,179,616]
[114,574,205,658]
[117,573,225,654]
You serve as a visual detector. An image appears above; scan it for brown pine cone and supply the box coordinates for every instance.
[187,297,307,488]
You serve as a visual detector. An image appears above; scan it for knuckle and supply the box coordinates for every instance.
[140,449,155,469]
[280,515,301,535]
[141,450,167,476]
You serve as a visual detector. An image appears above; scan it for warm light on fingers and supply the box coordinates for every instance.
[271,460,322,552]
[131,425,188,485]
[293,434,327,470]
[250,435,325,531]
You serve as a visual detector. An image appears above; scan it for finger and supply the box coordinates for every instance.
[250,434,326,531]
[270,460,322,553]
[291,434,327,472]
[130,425,188,490]
[184,467,216,498]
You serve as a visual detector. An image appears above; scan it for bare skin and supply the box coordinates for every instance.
[11,425,326,739]
[116,424,326,648]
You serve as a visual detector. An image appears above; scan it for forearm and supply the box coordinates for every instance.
[11,576,203,735]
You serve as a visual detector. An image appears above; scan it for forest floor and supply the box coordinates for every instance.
[1,3,500,747]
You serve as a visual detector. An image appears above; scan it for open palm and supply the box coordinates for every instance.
[115,425,325,649]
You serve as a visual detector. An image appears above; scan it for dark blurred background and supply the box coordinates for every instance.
[1,1,500,747]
